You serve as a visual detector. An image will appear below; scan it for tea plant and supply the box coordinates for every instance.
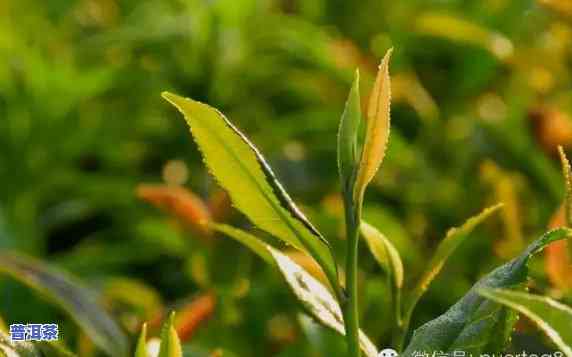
[155,48,572,356]
[1,48,572,357]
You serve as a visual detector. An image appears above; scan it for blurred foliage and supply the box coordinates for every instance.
[2,0,572,355]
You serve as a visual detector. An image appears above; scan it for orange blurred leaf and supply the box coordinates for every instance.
[545,205,572,290]
[137,184,212,236]
[175,293,216,342]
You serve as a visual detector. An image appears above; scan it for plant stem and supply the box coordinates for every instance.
[343,202,361,357]
[393,303,413,352]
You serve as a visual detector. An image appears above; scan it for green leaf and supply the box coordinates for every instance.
[36,342,78,357]
[360,221,403,325]
[558,146,572,227]
[267,247,378,357]
[162,92,338,291]
[337,69,362,193]
[415,12,513,60]
[403,203,503,322]
[211,223,275,265]
[353,48,392,202]
[0,253,129,357]
[134,323,148,357]
[403,227,572,355]
[0,330,40,357]
[158,312,182,357]
[479,289,572,356]
[360,221,403,289]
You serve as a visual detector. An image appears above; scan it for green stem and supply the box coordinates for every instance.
[342,202,361,357]
[393,301,414,352]
[389,277,403,351]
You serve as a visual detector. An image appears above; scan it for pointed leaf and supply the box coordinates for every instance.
[558,146,572,227]
[360,221,403,289]
[403,227,572,356]
[354,49,392,201]
[162,92,337,288]
[0,330,40,357]
[36,342,78,357]
[337,70,362,192]
[135,323,148,357]
[211,223,274,265]
[0,253,129,357]
[268,247,378,357]
[404,203,503,321]
[360,221,404,326]
[558,146,572,259]
[479,289,572,356]
[158,313,182,357]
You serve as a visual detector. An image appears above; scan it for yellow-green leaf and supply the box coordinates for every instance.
[415,12,513,61]
[211,223,275,265]
[354,49,392,202]
[360,221,403,289]
[479,288,572,357]
[0,330,40,357]
[558,146,572,227]
[0,253,129,357]
[158,313,182,357]
[268,247,378,357]
[338,70,362,192]
[134,323,148,357]
[403,203,503,322]
[36,342,77,357]
[162,92,337,290]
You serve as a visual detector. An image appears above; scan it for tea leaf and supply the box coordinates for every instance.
[268,247,378,357]
[360,221,404,326]
[0,253,129,357]
[404,203,502,321]
[0,330,41,357]
[360,221,403,288]
[137,184,212,236]
[558,146,572,227]
[353,49,392,202]
[479,289,572,356]
[135,323,148,357]
[36,342,78,357]
[211,223,274,265]
[338,70,362,192]
[158,312,182,357]
[0,331,76,357]
[403,227,572,355]
[415,12,513,60]
[175,293,216,342]
[162,92,337,288]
